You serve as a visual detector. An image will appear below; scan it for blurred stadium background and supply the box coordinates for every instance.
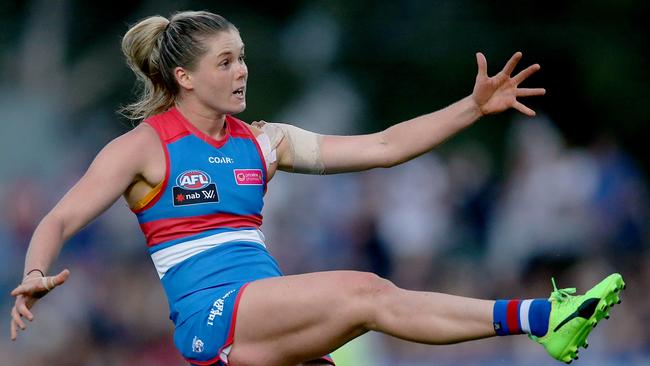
[1,1,649,365]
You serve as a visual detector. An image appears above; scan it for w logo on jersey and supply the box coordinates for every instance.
[173,170,219,206]
[177,170,211,190]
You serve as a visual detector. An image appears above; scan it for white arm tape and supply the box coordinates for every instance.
[255,122,325,175]
[255,133,276,171]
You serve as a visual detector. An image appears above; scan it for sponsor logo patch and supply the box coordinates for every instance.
[173,170,219,206]
[208,156,234,164]
[234,169,264,185]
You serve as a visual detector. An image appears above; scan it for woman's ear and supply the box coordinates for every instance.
[174,66,193,91]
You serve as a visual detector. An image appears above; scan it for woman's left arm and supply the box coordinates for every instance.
[317,51,544,173]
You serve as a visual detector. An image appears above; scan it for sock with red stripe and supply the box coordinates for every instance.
[493,299,551,337]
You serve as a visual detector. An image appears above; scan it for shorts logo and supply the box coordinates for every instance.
[173,170,219,206]
[192,336,204,353]
[207,289,236,326]
[234,169,264,185]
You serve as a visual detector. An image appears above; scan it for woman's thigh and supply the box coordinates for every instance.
[228,270,390,366]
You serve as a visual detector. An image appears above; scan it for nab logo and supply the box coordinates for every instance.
[177,170,210,190]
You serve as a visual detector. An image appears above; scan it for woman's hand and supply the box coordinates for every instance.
[472,51,545,117]
[9,269,70,341]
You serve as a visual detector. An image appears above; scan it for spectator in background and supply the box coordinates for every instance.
[487,117,601,278]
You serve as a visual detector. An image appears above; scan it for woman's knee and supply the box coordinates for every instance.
[338,271,397,322]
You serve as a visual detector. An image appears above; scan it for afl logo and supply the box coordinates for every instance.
[176,170,211,190]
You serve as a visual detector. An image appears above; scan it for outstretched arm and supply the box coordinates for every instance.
[266,52,543,174]
[9,126,155,341]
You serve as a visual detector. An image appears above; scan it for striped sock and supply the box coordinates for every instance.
[493,299,551,337]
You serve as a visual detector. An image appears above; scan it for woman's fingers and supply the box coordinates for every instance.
[476,52,488,78]
[10,292,43,340]
[11,307,25,330]
[52,269,70,288]
[10,278,44,296]
[9,271,70,341]
[251,120,268,128]
[513,101,536,116]
[10,318,18,341]
[477,52,540,85]
[11,269,70,297]
[17,301,34,321]
[10,282,31,297]
[10,304,29,341]
[502,51,523,76]
[474,51,543,116]
[10,305,26,341]
[517,88,546,97]
[513,63,541,85]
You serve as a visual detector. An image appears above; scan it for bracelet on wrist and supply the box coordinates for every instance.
[24,269,45,278]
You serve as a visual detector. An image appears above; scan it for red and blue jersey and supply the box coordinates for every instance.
[131,107,283,325]
[134,106,267,254]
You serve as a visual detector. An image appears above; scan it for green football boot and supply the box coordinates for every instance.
[530,273,625,364]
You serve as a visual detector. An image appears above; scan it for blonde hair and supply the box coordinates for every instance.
[120,11,236,121]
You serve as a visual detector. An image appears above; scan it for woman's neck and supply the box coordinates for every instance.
[175,100,227,139]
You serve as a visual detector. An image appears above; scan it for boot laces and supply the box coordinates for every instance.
[549,277,576,303]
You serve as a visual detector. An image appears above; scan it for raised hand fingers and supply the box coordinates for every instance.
[513,63,541,85]
[476,52,488,78]
[513,101,536,116]
[501,52,523,76]
[517,88,546,97]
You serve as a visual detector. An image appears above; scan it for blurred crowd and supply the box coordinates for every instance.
[1,115,648,365]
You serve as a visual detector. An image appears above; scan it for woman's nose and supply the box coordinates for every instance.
[236,62,248,79]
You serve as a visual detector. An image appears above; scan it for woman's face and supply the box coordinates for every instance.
[185,29,248,115]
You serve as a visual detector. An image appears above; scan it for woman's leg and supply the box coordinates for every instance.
[228,270,495,366]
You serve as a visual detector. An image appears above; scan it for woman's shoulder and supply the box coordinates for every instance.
[114,122,160,146]
[97,123,161,162]
[90,123,164,179]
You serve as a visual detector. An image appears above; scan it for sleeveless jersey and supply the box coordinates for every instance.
[131,107,282,325]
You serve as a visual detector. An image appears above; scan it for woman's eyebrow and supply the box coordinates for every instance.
[216,45,245,58]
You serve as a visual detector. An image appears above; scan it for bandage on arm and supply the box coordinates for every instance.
[255,122,325,175]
